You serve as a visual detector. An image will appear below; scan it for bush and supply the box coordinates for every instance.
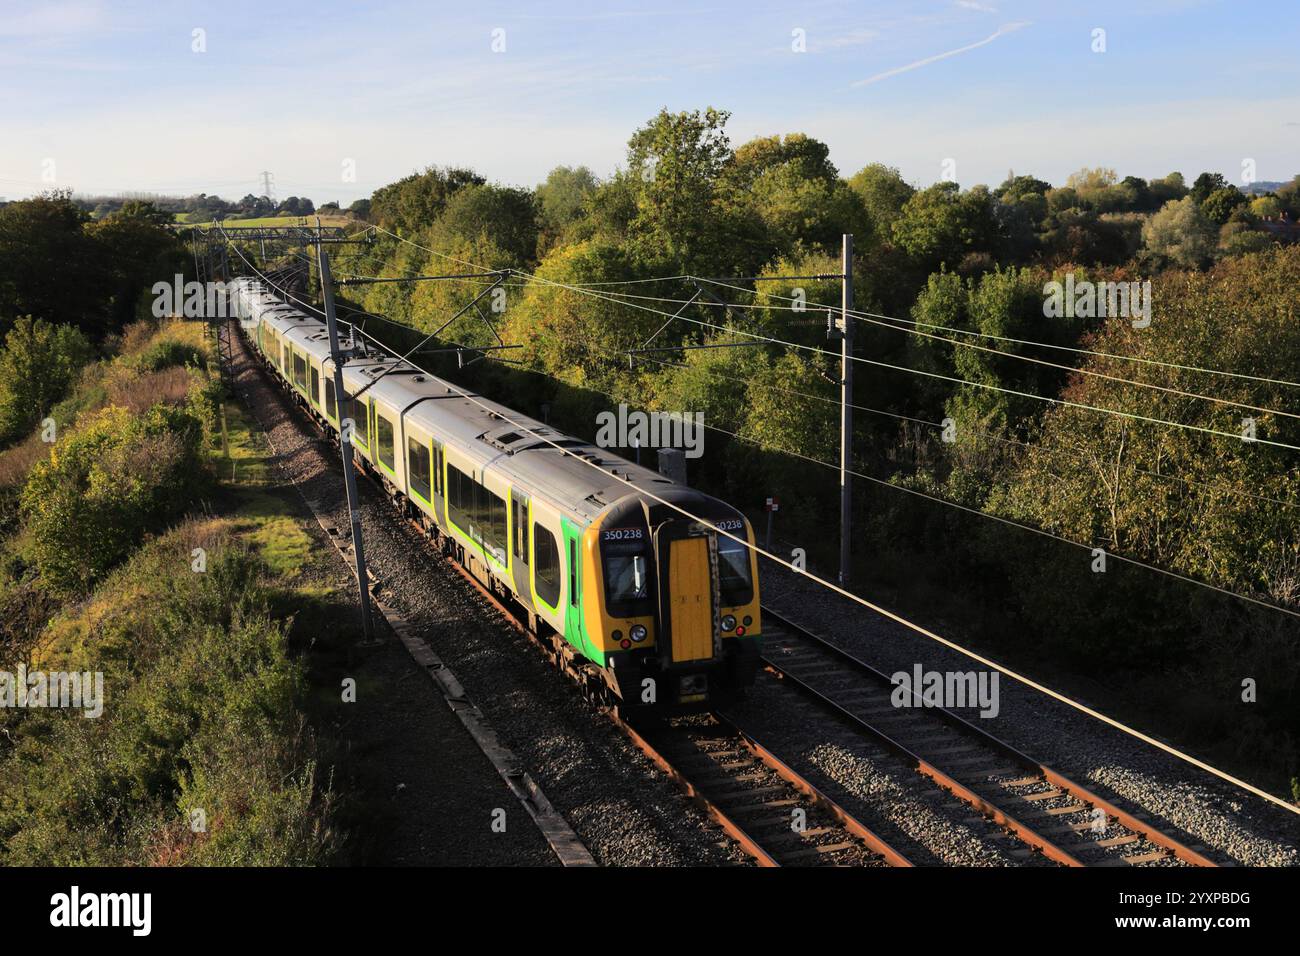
[20,403,209,594]
[130,338,208,374]
[0,528,339,865]
[0,316,92,446]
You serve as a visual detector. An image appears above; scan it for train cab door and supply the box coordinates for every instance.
[653,521,722,666]
[510,490,532,609]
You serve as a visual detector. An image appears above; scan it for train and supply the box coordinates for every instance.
[227,276,761,718]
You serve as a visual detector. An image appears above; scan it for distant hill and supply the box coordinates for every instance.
[1242,181,1291,195]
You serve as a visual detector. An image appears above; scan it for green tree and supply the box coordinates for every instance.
[908,267,1082,437]
[21,403,207,595]
[892,182,1002,273]
[0,191,105,335]
[734,135,869,258]
[625,107,735,272]
[848,164,917,247]
[369,166,485,235]
[1148,171,1189,207]
[1142,196,1217,269]
[1201,185,1247,225]
[0,317,92,445]
[1250,195,1282,220]
[1190,171,1229,204]
[536,165,599,253]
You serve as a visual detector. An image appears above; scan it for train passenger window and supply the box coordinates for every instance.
[324,379,336,419]
[407,437,431,501]
[447,463,472,530]
[484,489,507,564]
[348,397,368,447]
[376,414,395,471]
[533,524,560,607]
[309,367,320,405]
[446,463,507,563]
[293,352,307,389]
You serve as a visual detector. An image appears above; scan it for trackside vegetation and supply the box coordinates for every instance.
[0,318,343,865]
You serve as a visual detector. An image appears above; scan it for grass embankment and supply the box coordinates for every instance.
[0,318,353,865]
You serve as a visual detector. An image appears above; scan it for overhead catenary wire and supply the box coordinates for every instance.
[363,224,1300,492]
[504,267,1300,452]
[696,275,1300,392]
[311,254,1295,514]
[567,327,1300,514]
[440,268,1300,423]
[618,283,1300,423]
[485,329,1300,610]
[477,263,1300,393]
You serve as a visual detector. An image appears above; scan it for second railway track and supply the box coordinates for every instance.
[756,607,1220,868]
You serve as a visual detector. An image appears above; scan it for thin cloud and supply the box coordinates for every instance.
[0,1,104,37]
[852,21,1029,88]
[816,28,879,51]
[955,1,998,12]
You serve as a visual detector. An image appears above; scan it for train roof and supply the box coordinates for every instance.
[250,296,719,524]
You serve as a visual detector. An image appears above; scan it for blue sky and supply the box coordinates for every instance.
[2,0,1298,204]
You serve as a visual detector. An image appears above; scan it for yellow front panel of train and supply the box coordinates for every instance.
[668,537,714,663]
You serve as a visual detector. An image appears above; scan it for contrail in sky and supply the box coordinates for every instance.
[853,21,1030,88]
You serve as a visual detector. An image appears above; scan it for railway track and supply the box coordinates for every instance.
[757,607,1220,868]
[620,714,913,867]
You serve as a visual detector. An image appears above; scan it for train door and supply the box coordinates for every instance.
[510,489,532,609]
[654,522,721,665]
[430,440,445,526]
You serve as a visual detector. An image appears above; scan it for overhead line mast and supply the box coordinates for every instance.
[311,217,376,641]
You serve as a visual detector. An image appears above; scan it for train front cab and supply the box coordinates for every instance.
[589,493,761,718]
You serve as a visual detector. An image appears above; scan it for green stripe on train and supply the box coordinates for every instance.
[561,517,603,667]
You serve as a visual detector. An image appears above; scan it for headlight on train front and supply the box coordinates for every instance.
[721,615,736,633]
[629,624,648,643]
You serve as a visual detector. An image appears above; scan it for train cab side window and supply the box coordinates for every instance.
[718,536,754,607]
[533,524,561,607]
[568,539,578,608]
[376,414,395,470]
[324,379,336,419]
[407,437,431,501]
[512,500,525,560]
